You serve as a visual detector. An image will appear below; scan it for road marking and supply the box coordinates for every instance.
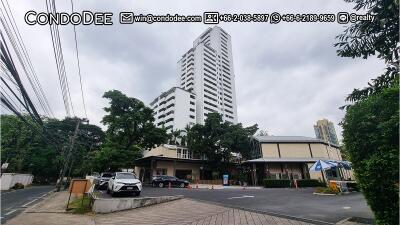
[228,195,255,199]
[40,193,47,198]
[21,198,39,208]
[5,209,17,216]
[342,206,351,209]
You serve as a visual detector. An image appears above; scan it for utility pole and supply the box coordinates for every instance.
[56,118,88,191]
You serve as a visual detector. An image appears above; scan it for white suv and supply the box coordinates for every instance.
[107,172,142,197]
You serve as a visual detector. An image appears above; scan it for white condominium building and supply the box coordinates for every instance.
[150,87,196,132]
[177,26,238,124]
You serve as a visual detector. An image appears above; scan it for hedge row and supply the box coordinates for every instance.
[263,179,324,188]
[296,179,325,187]
[263,179,291,188]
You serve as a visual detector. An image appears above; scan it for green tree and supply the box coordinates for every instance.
[1,115,104,182]
[336,1,399,224]
[1,115,37,172]
[342,85,398,225]
[91,142,142,172]
[168,129,183,145]
[335,0,399,103]
[187,113,258,174]
[94,90,167,170]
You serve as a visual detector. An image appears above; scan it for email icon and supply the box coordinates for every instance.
[120,12,134,24]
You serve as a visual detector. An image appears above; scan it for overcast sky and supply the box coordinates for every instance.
[4,0,385,142]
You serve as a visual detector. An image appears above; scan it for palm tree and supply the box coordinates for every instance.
[168,129,183,145]
[179,125,191,147]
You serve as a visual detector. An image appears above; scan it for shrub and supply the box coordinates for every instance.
[347,182,359,192]
[68,196,92,214]
[315,187,339,194]
[296,179,325,187]
[342,85,399,225]
[11,183,24,190]
[263,179,291,188]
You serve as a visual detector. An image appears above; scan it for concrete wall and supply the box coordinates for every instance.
[327,145,342,160]
[152,161,201,180]
[261,144,279,158]
[1,173,33,190]
[309,143,329,158]
[92,195,183,213]
[279,144,311,158]
[155,161,175,176]
[260,142,342,160]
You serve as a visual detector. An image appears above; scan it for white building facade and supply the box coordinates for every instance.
[177,26,238,124]
[150,87,196,132]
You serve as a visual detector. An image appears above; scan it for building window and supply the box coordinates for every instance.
[190,108,195,112]
[182,149,188,159]
[190,101,195,105]
[190,115,195,119]
[177,148,192,159]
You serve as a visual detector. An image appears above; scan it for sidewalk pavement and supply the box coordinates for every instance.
[5,191,366,225]
[5,191,93,225]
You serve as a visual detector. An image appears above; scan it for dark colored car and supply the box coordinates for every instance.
[95,172,114,190]
[152,175,189,188]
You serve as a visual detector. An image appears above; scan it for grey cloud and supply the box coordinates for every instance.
[7,0,386,140]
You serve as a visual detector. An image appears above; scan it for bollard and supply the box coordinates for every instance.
[168,182,171,189]
[211,185,214,190]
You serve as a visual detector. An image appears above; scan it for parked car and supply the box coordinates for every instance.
[96,172,114,190]
[107,172,142,197]
[152,175,189,188]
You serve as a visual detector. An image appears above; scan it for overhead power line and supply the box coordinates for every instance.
[0,1,54,118]
[70,0,88,119]
[0,30,43,125]
[46,0,75,117]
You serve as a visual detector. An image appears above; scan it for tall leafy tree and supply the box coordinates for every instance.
[94,90,167,171]
[101,90,166,149]
[1,115,104,181]
[187,113,258,173]
[336,1,399,224]
[342,85,398,225]
[335,0,399,103]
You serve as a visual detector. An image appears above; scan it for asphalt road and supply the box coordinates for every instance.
[99,186,373,224]
[1,185,54,224]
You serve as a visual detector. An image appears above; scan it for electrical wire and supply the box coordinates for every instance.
[70,0,87,119]
[0,1,54,117]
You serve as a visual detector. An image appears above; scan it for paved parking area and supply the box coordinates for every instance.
[95,198,313,225]
[6,191,315,225]
[99,186,372,224]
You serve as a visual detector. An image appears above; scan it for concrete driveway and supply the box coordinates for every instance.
[100,186,373,224]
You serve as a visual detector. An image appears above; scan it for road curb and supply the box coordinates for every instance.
[313,192,337,196]
[92,195,184,213]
